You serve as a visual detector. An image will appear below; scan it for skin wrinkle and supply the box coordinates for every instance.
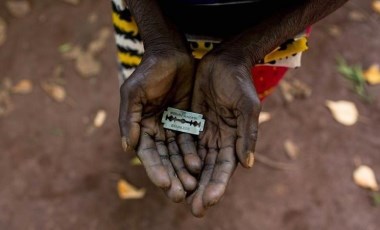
[120,0,349,217]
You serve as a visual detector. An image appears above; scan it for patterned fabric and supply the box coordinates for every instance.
[111,0,310,100]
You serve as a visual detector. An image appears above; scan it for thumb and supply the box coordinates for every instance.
[119,78,143,152]
[235,85,261,168]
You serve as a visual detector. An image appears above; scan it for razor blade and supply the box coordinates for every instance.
[161,107,205,135]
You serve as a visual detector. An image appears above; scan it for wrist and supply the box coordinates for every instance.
[144,37,189,56]
[206,45,255,70]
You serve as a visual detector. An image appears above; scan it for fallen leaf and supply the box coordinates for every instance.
[326,100,358,126]
[0,17,6,47]
[337,58,373,102]
[280,79,312,103]
[11,79,33,94]
[258,112,271,124]
[41,82,66,102]
[117,179,146,200]
[284,139,300,160]
[62,45,82,59]
[353,165,379,191]
[93,110,107,128]
[130,156,142,166]
[279,80,294,102]
[88,28,111,54]
[373,0,380,14]
[348,10,366,21]
[363,64,380,85]
[76,52,101,77]
[59,43,72,53]
[6,0,31,18]
[327,25,342,37]
[61,31,106,78]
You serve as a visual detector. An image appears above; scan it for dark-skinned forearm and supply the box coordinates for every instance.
[217,0,349,66]
[125,0,188,53]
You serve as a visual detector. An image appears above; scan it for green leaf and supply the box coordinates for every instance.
[58,43,72,53]
[336,57,373,103]
[372,192,380,207]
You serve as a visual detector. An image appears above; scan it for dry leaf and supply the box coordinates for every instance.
[279,80,294,102]
[348,11,366,21]
[280,79,312,103]
[11,79,33,94]
[326,100,358,126]
[6,0,31,18]
[373,0,380,14]
[93,110,107,128]
[117,179,146,200]
[353,165,379,191]
[76,53,101,77]
[63,46,101,77]
[259,112,271,124]
[0,17,6,47]
[284,139,300,160]
[327,25,342,37]
[130,156,142,166]
[63,45,82,59]
[41,82,66,102]
[363,64,380,85]
[61,30,106,78]
[88,28,111,54]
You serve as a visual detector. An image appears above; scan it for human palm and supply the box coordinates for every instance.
[119,51,201,202]
[189,54,261,216]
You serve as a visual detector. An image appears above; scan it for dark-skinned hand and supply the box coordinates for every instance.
[119,50,202,202]
[188,52,261,217]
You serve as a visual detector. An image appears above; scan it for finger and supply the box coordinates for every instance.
[119,79,143,152]
[190,148,218,218]
[137,132,171,189]
[236,88,261,168]
[156,140,186,203]
[203,146,237,207]
[178,134,202,175]
[166,131,198,192]
[198,144,207,162]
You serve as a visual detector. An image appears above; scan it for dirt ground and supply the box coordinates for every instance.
[0,0,380,229]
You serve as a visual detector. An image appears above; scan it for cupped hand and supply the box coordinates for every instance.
[188,53,261,217]
[119,50,202,202]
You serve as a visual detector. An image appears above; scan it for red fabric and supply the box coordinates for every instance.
[250,27,311,101]
[251,66,288,101]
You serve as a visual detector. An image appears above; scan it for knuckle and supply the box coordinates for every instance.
[120,76,142,97]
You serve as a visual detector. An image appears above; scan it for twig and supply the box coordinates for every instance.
[255,153,294,171]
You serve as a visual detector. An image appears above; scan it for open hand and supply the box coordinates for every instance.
[119,51,202,202]
[188,53,261,217]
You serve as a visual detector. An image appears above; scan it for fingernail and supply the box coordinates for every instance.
[121,137,129,152]
[246,152,255,168]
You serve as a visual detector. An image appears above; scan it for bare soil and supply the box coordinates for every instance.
[0,0,379,229]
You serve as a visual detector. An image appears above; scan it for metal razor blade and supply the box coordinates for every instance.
[161,107,205,135]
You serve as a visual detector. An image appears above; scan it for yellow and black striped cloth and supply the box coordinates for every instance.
[111,0,309,83]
